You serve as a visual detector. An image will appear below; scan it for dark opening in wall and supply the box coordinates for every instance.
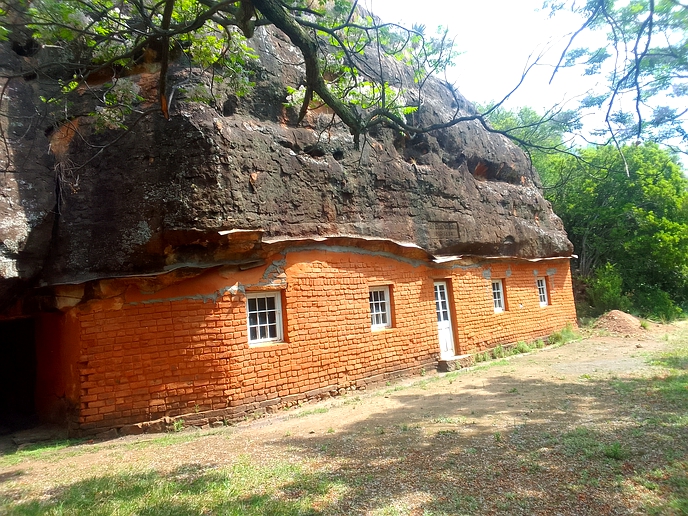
[11,38,40,57]
[0,318,37,434]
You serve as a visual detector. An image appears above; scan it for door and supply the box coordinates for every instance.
[434,281,455,360]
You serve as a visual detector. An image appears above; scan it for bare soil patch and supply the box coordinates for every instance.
[594,309,644,335]
[1,321,686,515]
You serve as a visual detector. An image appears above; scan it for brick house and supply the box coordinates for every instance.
[29,238,576,436]
[0,32,578,437]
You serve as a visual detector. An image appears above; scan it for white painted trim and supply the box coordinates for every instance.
[246,292,284,344]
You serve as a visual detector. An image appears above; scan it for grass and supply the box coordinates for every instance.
[471,327,572,367]
[472,359,509,371]
[515,341,532,354]
[290,407,330,418]
[2,456,340,516]
[0,440,82,467]
[0,428,236,469]
[492,345,506,359]
[561,427,628,460]
[431,416,466,425]
[603,442,628,460]
[589,341,687,513]
[549,323,580,346]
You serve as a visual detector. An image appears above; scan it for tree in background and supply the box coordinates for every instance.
[487,103,688,319]
[555,144,687,319]
[3,0,688,320]
[476,104,581,179]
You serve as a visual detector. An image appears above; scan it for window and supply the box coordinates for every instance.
[369,286,392,329]
[492,280,505,313]
[537,277,549,307]
[246,292,283,344]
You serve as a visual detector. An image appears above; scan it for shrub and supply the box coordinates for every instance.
[549,323,579,345]
[587,263,631,313]
[515,341,532,354]
[602,441,628,460]
[632,286,683,322]
[474,351,491,363]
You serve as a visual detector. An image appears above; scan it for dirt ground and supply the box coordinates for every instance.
[1,319,686,515]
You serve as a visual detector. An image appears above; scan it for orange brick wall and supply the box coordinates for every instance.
[67,248,576,434]
[34,312,81,425]
[448,261,576,352]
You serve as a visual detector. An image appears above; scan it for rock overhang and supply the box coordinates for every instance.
[0,26,573,310]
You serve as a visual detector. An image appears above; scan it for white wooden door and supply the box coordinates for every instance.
[434,281,455,360]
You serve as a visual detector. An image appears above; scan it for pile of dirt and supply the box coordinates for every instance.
[594,310,643,335]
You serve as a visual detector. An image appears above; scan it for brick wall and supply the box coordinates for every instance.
[450,261,576,352]
[68,249,576,434]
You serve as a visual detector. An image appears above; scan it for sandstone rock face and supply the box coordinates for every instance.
[0,28,572,309]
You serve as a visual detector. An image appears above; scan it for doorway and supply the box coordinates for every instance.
[434,281,456,360]
[0,318,37,434]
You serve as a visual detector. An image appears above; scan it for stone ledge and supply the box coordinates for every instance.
[437,354,475,372]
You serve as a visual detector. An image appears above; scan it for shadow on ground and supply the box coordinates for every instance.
[2,340,687,515]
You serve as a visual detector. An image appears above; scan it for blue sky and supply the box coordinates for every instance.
[363,0,602,112]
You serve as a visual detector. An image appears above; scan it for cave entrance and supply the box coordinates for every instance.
[0,318,37,434]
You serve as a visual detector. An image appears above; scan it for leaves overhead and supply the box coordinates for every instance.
[2,0,688,163]
[549,0,688,152]
[1,0,466,144]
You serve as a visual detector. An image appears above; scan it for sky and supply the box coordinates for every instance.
[359,1,688,169]
[361,0,602,112]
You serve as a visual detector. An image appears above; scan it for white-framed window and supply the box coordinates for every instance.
[492,280,505,313]
[369,286,392,329]
[246,292,283,344]
[537,277,549,307]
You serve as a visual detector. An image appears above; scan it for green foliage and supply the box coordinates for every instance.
[3,0,459,135]
[587,263,631,313]
[0,440,79,467]
[491,345,505,359]
[602,441,628,460]
[7,0,262,130]
[561,427,601,458]
[0,8,7,41]
[474,351,489,363]
[515,341,532,354]
[537,142,688,319]
[91,78,145,131]
[547,0,688,148]
[549,323,579,345]
[172,419,184,432]
[480,104,581,172]
[2,457,333,515]
[633,286,683,322]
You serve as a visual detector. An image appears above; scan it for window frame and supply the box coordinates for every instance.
[246,292,284,345]
[491,279,506,313]
[536,277,550,307]
[369,286,392,330]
